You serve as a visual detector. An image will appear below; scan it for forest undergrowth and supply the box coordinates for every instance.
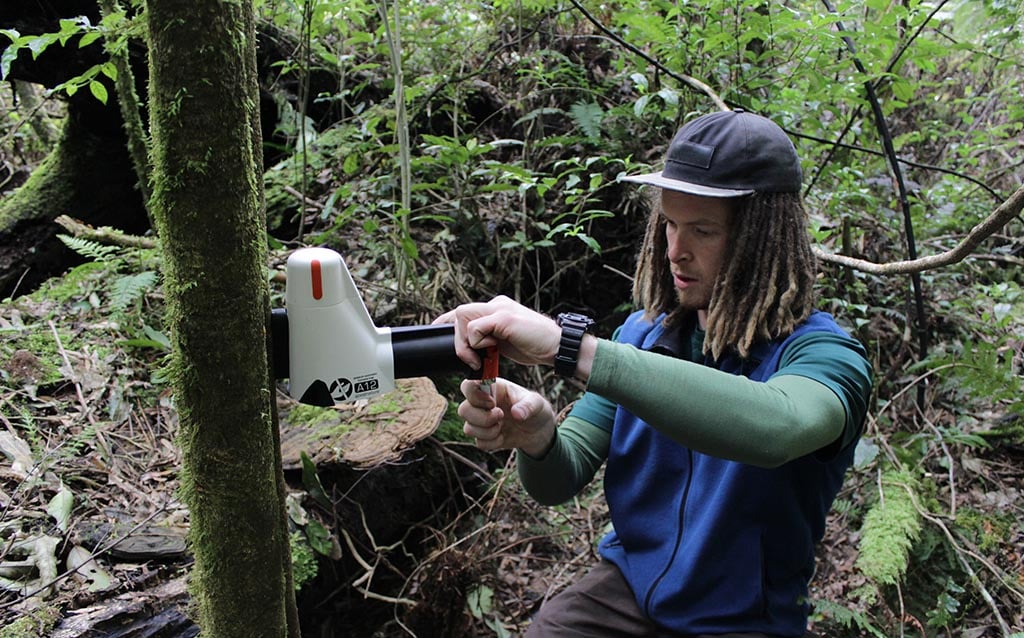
[2,0,1023,635]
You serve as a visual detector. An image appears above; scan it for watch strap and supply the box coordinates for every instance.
[554,312,594,378]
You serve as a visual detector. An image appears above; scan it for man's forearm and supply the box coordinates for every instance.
[587,340,846,467]
[517,416,610,506]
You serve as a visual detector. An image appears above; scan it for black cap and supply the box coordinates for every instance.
[622,110,802,197]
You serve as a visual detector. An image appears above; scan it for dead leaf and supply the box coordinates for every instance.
[0,430,35,479]
[47,484,74,532]
[66,545,115,593]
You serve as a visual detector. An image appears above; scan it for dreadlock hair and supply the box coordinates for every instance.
[632,191,818,360]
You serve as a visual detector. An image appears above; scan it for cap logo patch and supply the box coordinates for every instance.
[669,141,715,169]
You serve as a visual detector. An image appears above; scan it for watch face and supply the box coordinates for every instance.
[558,312,593,327]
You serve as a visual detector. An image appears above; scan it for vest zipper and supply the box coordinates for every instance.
[643,447,694,615]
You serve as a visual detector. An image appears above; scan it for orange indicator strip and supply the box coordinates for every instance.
[310,259,323,300]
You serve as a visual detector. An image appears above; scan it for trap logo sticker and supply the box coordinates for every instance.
[328,374,380,402]
[350,374,380,398]
[329,377,353,401]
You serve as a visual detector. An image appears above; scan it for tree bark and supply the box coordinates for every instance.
[146,1,298,636]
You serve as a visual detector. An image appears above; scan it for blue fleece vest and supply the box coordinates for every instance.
[598,310,857,636]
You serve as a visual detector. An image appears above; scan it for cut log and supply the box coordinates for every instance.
[279,376,449,470]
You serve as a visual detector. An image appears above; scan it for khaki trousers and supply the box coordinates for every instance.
[524,559,787,638]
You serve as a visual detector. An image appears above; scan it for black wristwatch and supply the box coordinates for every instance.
[554,312,595,378]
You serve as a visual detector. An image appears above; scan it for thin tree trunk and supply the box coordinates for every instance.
[146,1,298,636]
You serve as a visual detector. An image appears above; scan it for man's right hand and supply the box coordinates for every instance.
[457,377,556,457]
[433,296,563,371]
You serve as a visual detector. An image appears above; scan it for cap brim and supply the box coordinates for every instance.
[622,172,754,198]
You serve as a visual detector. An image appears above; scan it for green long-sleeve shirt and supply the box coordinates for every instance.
[518,323,872,506]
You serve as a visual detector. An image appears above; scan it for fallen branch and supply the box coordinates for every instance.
[815,183,1024,275]
[54,216,156,250]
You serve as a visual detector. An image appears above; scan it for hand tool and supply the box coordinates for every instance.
[270,247,489,406]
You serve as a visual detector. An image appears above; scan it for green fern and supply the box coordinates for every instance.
[569,101,603,141]
[109,271,158,312]
[856,468,922,586]
[57,234,122,264]
[811,598,887,638]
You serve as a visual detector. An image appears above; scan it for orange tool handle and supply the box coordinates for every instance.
[482,346,500,381]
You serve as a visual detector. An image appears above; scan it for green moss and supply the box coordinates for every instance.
[0,325,67,387]
[320,420,354,439]
[366,396,403,415]
[36,261,109,304]
[434,400,468,442]
[289,531,319,591]
[286,403,338,428]
[955,507,1015,553]
[0,604,61,638]
[856,468,922,586]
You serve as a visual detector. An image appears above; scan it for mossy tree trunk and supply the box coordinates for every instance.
[0,95,144,298]
[146,1,299,636]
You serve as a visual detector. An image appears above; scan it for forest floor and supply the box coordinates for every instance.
[1,242,1023,638]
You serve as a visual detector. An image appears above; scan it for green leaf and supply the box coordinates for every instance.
[100,61,117,80]
[110,271,157,311]
[0,46,17,80]
[79,32,103,48]
[300,452,332,510]
[142,323,171,350]
[118,338,166,349]
[27,33,58,58]
[853,437,879,469]
[304,520,333,556]
[89,80,108,104]
[342,153,359,175]
[467,585,494,618]
[577,233,601,254]
[400,235,419,259]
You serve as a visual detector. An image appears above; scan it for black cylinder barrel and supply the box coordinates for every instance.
[391,324,479,379]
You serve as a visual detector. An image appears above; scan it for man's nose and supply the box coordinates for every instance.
[668,239,692,262]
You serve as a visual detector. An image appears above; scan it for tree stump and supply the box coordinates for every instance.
[279,377,449,470]
[278,376,489,636]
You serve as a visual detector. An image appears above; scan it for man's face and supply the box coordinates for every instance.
[661,189,735,322]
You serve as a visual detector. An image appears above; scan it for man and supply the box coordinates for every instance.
[436,109,873,637]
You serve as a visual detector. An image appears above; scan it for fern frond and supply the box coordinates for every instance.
[856,468,922,586]
[109,271,158,311]
[569,101,603,141]
[812,598,887,637]
[57,234,121,263]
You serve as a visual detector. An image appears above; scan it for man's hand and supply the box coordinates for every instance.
[434,296,561,370]
[457,377,556,456]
